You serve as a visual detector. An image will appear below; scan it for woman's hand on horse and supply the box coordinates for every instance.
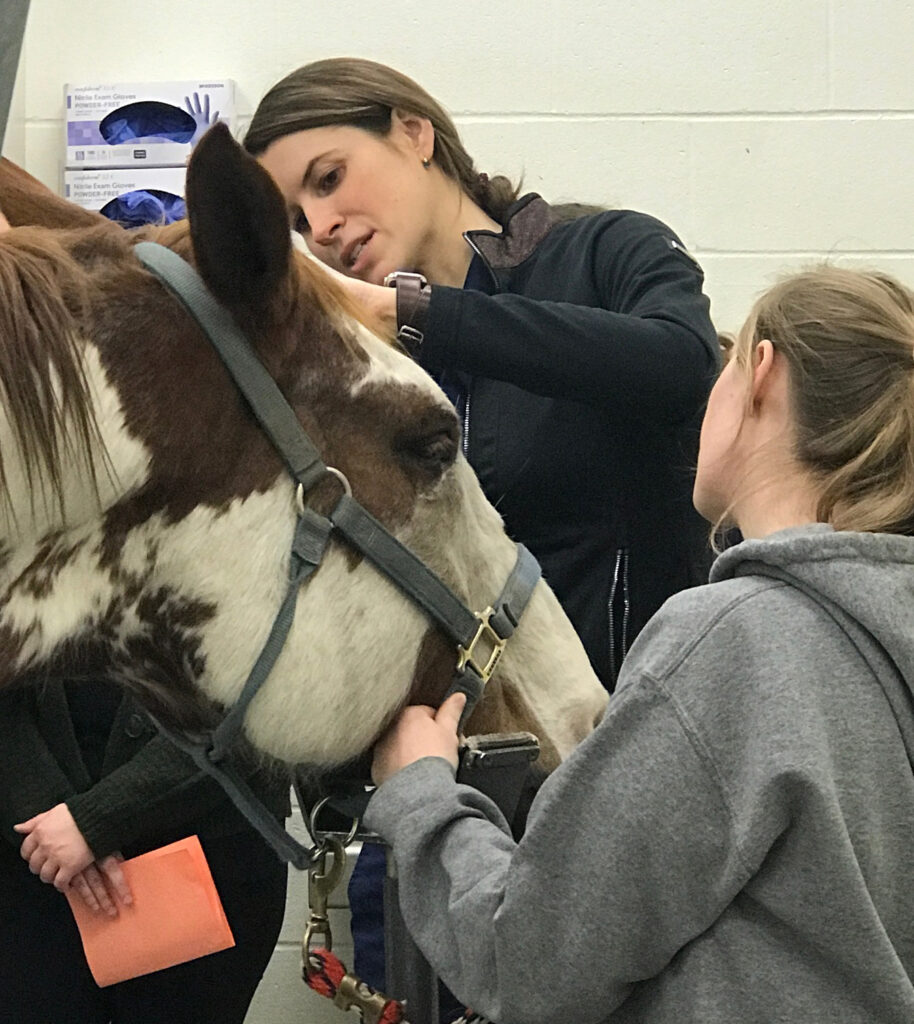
[307,258,398,333]
[69,855,132,916]
[372,692,466,785]
[14,803,97,889]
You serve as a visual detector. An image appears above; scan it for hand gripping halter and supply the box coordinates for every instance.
[133,242,541,868]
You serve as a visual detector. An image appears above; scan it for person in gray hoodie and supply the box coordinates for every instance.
[365,265,914,1024]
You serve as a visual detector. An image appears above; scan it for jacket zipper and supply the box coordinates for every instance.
[607,548,631,685]
[462,389,471,457]
[459,233,497,461]
[462,232,501,291]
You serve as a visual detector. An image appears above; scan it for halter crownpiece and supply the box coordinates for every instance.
[133,241,542,866]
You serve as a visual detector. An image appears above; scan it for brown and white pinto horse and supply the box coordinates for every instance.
[0,125,606,771]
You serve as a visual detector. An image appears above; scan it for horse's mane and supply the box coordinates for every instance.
[0,225,111,522]
[0,158,104,231]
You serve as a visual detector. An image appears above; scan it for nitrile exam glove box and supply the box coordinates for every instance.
[65,80,234,168]
[64,166,187,226]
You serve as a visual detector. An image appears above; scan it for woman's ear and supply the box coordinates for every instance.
[0,209,9,233]
[749,339,778,411]
[391,109,435,163]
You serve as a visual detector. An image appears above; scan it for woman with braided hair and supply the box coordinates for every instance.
[245,57,719,697]
[245,57,718,1017]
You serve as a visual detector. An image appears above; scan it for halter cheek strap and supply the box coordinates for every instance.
[133,241,541,864]
[329,494,542,728]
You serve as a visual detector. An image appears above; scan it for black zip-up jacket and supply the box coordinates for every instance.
[418,195,720,688]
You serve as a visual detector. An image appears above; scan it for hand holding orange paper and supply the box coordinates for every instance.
[66,835,235,987]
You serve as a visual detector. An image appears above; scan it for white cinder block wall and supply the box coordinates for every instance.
[5,0,912,1019]
[10,0,914,334]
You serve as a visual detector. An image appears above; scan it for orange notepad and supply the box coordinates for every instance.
[66,835,235,987]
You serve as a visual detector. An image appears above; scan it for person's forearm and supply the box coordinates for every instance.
[366,679,746,1024]
[423,286,715,420]
[0,691,75,847]
[66,735,221,856]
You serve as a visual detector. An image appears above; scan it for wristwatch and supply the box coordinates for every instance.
[383,270,431,356]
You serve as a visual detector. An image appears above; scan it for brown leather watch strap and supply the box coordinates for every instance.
[384,271,430,355]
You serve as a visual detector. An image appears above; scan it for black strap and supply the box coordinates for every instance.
[332,496,540,654]
[447,545,541,729]
[332,495,541,727]
[153,719,314,869]
[488,544,541,640]
[148,508,334,868]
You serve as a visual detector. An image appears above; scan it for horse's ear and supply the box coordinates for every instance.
[185,122,291,313]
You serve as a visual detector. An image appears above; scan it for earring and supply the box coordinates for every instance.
[421,157,431,169]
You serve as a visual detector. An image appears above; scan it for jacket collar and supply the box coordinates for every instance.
[463,193,559,275]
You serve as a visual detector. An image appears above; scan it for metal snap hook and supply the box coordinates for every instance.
[302,836,347,974]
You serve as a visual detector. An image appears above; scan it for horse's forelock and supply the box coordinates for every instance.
[136,218,193,256]
[135,220,387,370]
[292,250,394,354]
[0,227,106,523]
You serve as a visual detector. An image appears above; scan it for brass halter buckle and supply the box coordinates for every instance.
[456,607,508,683]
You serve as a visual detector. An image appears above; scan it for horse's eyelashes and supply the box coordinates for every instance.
[423,431,458,467]
[400,429,458,477]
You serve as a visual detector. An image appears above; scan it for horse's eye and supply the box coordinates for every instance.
[401,428,458,477]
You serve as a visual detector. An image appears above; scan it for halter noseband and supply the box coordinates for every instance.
[133,241,541,867]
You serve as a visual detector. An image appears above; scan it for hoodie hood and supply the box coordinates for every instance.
[712,524,914,763]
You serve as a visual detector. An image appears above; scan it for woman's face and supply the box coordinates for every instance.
[693,337,751,524]
[258,122,437,285]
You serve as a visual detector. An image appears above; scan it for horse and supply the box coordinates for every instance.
[0,124,607,776]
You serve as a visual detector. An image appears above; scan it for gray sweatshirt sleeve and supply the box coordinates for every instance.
[364,677,756,1024]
